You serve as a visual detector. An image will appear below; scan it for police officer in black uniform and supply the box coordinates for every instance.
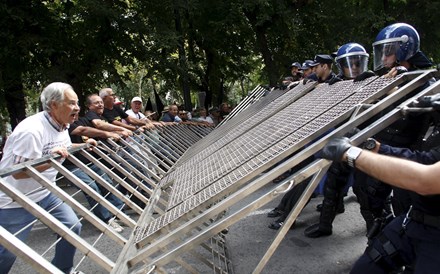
[312,54,341,84]
[267,54,343,230]
[304,43,371,238]
[290,61,303,82]
[319,118,440,273]
[352,22,434,234]
[318,22,439,273]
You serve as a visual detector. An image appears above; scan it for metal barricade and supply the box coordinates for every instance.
[123,70,439,273]
[2,70,440,273]
[0,123,211,273]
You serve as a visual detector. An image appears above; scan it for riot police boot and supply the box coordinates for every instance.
[307,176,344,237]
[304,223,332,238]
[305,201,335,238]
[360,209,376,232]
[316,202,345,214]
[336,193,345,214]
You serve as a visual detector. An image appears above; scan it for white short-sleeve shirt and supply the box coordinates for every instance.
[0,112,71,208]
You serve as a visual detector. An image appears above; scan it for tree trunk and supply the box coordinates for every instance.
[174,1,192,111]
[2,65,26,130]
[205,49,225,107]
[254,27,278,87]
[243,8,278,87]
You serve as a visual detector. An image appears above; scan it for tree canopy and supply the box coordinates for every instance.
[1,0,439,134]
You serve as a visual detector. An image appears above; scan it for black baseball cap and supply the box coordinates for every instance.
[312,54,334,65]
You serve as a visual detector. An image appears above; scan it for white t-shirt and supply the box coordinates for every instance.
[197,116,214,124]
[125,109,145,119]
[0,112,72,208]
[124,109,146,125]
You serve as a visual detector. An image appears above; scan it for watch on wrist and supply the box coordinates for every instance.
[363,138,377,151]
[346,147,363,168]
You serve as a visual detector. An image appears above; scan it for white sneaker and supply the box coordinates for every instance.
[114,218,127,227]
[108,218,124,233]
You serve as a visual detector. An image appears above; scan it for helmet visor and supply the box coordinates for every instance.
[337,55,369,79]
[373,41,400,71]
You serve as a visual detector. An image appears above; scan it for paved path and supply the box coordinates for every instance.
[9,184,368,274]
[227,184,368,274]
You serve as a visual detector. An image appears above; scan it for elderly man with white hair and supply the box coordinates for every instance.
[0,82,85,273]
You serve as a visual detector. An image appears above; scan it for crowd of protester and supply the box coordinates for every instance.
[0,81,228,272]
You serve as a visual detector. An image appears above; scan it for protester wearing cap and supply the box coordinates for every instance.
[131,96,142,103]
[100,88,154,131]
[125,96,164,128]
[312,54,341,84]
[124,96,161,174]
[126,96,145,120]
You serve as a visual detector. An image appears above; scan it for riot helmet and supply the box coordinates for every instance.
[372,23,420,72]
[335,43,369,79]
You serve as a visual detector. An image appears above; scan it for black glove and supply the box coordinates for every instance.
[327,76,343,85]
[412,93,440,110]
[343,127,360,138]
[302,78,315,85]
[320,137,352,162]
[353,70,376,82]
[394,65,408,75]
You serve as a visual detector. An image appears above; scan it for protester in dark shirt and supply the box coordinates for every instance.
[63,114,125,233]
[99,88,155,131]
[161,104,180,122]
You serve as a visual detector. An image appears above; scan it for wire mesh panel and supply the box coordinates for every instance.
[0,123,209,273]
[217,85,269,127]
[174,82,317,170]
[122,71,440,273]
[2,71,438,274]
[163,78,388,211]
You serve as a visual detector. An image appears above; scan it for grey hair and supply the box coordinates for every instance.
[40,82,73,112]
[99,88,112,99]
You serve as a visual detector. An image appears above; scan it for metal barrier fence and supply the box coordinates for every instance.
[1,71,440,273]
[216,85,269,127]
[0,122,212,273]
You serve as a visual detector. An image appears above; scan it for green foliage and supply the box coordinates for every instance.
[1,0,440,134]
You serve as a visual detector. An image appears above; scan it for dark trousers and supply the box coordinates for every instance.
[351,215,440,274]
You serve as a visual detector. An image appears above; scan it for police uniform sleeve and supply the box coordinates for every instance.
[379,144,440,165]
